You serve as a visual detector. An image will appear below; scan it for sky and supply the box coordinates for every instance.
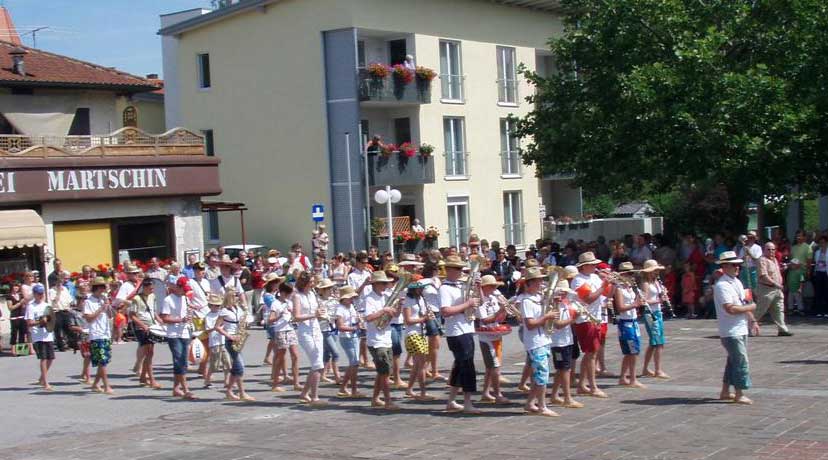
[3,0,213,78]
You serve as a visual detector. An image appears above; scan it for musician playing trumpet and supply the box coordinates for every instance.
[439,255,481,414]
[362,271,400,410]
[476,275,510,405]
[571,252,610,399]
[519,267,559,417]
[613,262,646,389]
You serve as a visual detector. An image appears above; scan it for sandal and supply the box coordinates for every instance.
[182,392,198,400]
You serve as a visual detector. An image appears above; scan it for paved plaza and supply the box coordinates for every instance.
[2,318,827,460]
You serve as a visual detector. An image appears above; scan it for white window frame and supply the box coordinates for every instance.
[197,53,211,90]
[439,40,464,103]
[503,191,524,246]
[443,117,468,180]
[447,196,470,248]
[500,118,521,178]
[496,46,518,106]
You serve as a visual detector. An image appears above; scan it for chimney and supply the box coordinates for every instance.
[146,73,159,79]
[9,46,28,76]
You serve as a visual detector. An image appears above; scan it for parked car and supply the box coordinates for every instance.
[221,244,266,260]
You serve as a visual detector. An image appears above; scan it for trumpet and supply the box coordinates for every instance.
[569,294,602,325]
[495,293,522,321]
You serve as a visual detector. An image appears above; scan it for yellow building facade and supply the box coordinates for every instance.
[161,0,566,252]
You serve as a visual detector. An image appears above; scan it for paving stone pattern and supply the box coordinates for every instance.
[1,317,827,460]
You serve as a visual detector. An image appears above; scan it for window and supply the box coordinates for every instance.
[503,191,524,246]
[394,118,411,144]
[207,210,220,241]
[443,117,467,178]
[439,40,463,101]
[122,106,138,128]
[197,53,211,89]
[68,108,90,135]
[447,197,470,247]
[497,46,517,104]
[201,129,214,156]
[389,39,407,65]
[500,119,521,176]
[357,40,366,69]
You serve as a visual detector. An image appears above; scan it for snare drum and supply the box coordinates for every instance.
[148,324,168,344]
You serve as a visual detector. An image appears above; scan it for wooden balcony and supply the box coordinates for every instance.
[368,152,435,186]
[0,127,205,158]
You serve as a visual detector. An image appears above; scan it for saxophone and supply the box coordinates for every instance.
[463,259,481,321]
[225,288,248,353]
[375,272,412,331]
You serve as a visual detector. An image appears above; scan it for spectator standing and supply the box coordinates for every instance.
[812,236,828,317]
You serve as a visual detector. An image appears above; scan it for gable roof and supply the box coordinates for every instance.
[0,40,160,92]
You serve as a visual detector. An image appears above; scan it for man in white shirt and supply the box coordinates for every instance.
[714,251,759,405]
[25,284,55,391]
[439,255,481,413]
[362,271,398,410]
[737,231,763,290]
[49,271,75,352]
[348,253,373,368]
[570,252,609,399]
[161,277,196,400]
[83,277,114,395]
[210,256,247,306]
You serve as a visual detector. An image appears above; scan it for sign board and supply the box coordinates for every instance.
[311,204,325,222]
[538,204,547,219]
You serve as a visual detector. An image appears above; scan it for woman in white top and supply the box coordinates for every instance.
[334,286,364,398]
[292,272,325,405]
[640,259,670,379]
[268,282,301,392]
[316,278,342,385]
[216,287,254,401]
[420,262,446,381]
[613,263,645,389]
[402,279,434,401]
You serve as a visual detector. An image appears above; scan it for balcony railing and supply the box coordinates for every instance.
[359,70,432,104]
[504,222,526,246]
[440,74,465,102]
[444,151,469,178]
[0,127,205,158]
[497,78,519,105]
[368,151,435,186]
[500,150,522,177]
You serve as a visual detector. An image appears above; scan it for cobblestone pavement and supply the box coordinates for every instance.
[2,317,827,460]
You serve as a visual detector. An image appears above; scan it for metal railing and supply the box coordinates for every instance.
[0,127,205,157]
[440,74,465,102]
[500,150,522,176]
[358,70,431,104]
[504,222,526,246]
[444,151,469,178]
[497,78,519,104]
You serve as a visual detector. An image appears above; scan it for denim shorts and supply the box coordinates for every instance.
[322,330,340,363]
[167,337,189,375]
[390,324,403,356]
[224,340,245,376]
[339,335,359,367]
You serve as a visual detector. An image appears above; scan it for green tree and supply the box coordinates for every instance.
[515,0,828,234]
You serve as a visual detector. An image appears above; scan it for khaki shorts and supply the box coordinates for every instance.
[209,344,231,373]
[368,346,392,375]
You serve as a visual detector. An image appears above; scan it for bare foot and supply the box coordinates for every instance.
[371,399,385,408]
[719,392,735,401]
[549,397,564,406]
[564,400,584,409]
[642,369,656,377]
[445,401,463,412]
[538,407,560,417]
[734,396,753,405]
[629,381,646,389]
[523,404,540,414]
[590,389,609,398]
[655,372,671,380]
[225,393,240,401]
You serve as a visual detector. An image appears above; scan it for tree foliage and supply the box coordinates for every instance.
[515,0,828,231]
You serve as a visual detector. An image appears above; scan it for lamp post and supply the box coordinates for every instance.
[374,185,401,261]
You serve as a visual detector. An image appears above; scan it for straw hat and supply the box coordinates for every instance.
[316,278,335,290]
[90,276,108,287]
[370,271,392,284]
[640,259,666,272]
[525,258,539,268]
[398,254,423,267]
[715,251,744,265]
[443,255,466,269]
[617,261,636,272]
[576,252,602,267]
[207,293,224,306]
[219,254,235,265]
[384,263,400,274]
[124,263,141,274]
[563,265,578,280]
[262,272,285,286]
[479,274,503,287]
[524,267,545,281]
[555,279,573,294]
[338,286,359,300]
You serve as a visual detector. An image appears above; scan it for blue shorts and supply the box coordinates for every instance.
[617,319,641,355]
[528,345,551,386]
[390,324,403,357]
[266,325,276,341]
[642,309,666,347]
[339,335,359,367]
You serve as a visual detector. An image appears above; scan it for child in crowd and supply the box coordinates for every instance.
[549,281,584,409]
[203,294,229,389]
[786,259,805,315]
[681,262,698,318]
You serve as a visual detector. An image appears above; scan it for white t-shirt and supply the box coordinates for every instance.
[210,274,242,296]
[335,303,358,338]
[204,310,224,347]
[571,273,604,324]
[549,303,574,348]
[188,277,211,310]
[403,296,426,337]
[294,291,320,335]
[220,307,244,336]
[25,300,54,343]
[616,286,638,320]
[269,297,294,333]
[161,294,191,339]
[347,268,371,310]
[114,280,136,307]
[49,287,74,312]
[364,290,392,348]
[439,281,474,337]
[520,293,551,351]
[83,296,111,341]
[714,274,749,338]
[476,293,500,344]
[421,278,441,313]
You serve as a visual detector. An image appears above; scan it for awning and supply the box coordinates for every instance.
[0,209,47,249]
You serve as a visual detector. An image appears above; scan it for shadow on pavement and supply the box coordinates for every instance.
[619,397,726,406]
[778,359,828,365]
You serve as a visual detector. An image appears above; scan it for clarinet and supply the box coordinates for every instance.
[658,279,676,319]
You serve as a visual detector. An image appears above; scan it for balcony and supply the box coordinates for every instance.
[0,127,205,158]
[444,151,470,179]
[368,151,435,186]
[359,68,432,105]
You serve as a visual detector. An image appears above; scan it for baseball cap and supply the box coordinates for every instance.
[32,283,45,294]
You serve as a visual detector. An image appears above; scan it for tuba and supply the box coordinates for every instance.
[463,258,481,321]
[375,271,412,331]
[543,266,566,334]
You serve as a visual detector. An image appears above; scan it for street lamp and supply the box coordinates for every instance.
[374,185,401,260]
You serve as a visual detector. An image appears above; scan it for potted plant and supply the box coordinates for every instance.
[391,64,414,99]
[415,66,436,97]
[418,143,434,159]
[398,142,416,159]
[380,143,397,158]
[366,63,390,96]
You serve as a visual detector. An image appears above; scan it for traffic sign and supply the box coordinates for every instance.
[311,204,325,222]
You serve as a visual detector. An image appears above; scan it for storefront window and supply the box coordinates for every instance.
[114,217,172,263]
